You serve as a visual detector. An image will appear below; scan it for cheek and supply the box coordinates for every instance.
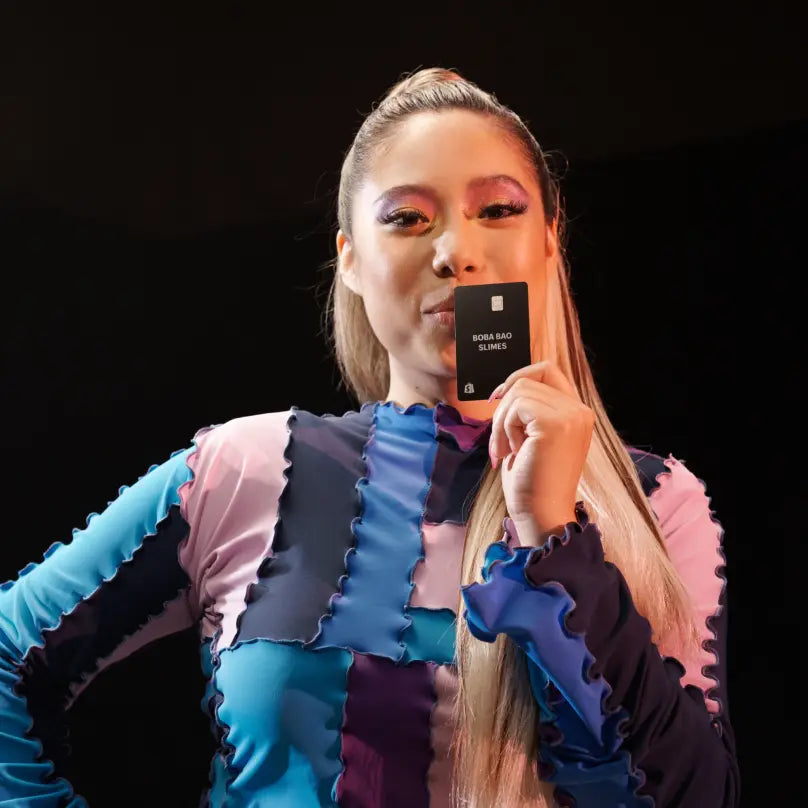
[363,267,411,320]
[358,252,421,343]
[362,238,422,304]
[491,221,545,278]
[515,227,548,272]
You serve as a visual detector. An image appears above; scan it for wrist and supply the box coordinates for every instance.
[509,508,578,547]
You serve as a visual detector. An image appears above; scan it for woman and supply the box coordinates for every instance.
[0,68,738,807]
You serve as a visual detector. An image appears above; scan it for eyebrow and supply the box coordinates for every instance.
[373,174,529,207]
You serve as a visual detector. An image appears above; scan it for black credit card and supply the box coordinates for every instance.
[454,281,532,401]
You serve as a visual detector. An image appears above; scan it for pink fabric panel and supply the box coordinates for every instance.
[410,521,466,612]
[648,456,725,713]
[179,411,292,647]
[427,663,458,808]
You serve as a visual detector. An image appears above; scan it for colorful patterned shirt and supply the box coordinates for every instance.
[0,401,739,806]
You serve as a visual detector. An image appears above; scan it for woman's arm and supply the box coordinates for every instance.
[461,456,739,808]
[0,425,217,806]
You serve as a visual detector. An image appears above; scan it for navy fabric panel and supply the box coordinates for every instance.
[520,513,740,807]
[15,503,191,774]
[423,434,488,525]
[235,407,374,646]
[628,448,735,754]
[627,447,668,498]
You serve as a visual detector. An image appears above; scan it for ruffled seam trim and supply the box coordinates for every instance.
[204,623,238,798]
[227,408,296,652]
[394,408,451,664]
[176,423,220,533]
[481,505,649,805]
[651,454,729,722]
[0,428,210,594]
[495,501,590,571]
[422,661,443,804]
[9,430,210,790]
[173,423,223,648]
[306,403,379,648]
[321,403,365,419]
[412,407,460,628]
[364,397,492,426]
[369,399,435,417]
[331,644,359,804]
[360,399,492,458]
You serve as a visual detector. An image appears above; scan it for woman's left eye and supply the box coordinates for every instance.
[480,200,528,219]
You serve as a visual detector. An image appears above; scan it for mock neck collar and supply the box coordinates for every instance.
[360,399,492,452]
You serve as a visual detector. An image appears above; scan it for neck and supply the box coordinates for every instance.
[385,356,496,421]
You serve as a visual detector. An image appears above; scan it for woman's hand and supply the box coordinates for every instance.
[488,360,595,546]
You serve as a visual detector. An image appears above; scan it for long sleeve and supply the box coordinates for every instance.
[0,425,216,806]
[461,458,739,807]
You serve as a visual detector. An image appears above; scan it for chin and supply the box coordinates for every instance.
[435,348,457,376]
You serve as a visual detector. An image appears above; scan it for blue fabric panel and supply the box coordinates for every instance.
[211,640,351,807]
[310,403,437,661]
[462,544,615,746]
[0,445,196,806]
[461,543,647,807]
[400,607,456,665]
[0,447,194,652]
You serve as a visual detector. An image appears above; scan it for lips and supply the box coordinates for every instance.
[424,295,455,314]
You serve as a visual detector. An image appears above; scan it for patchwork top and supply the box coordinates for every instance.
[0,400,739,807]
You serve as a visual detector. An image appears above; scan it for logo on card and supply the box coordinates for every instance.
[464,382,475,394]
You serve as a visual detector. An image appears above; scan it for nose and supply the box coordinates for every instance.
[431,220,482,279]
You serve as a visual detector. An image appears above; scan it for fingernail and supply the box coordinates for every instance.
[489,447,499,469]
[487,385,503,403]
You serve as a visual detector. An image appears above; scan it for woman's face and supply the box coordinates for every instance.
[337,108,558,404]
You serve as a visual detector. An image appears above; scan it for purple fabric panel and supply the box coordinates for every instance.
[517,511,740,807]
[433,401,491,452]
[337,653,434,808]
[426,664,457,808]
[425,405,490,525]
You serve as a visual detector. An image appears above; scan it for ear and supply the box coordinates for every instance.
[336,229,363,296]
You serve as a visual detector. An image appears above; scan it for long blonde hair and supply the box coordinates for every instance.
[319,67,699,807]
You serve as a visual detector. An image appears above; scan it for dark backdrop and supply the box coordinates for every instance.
[1,2,804,805]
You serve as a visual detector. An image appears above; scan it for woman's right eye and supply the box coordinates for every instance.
[382,209,427,228]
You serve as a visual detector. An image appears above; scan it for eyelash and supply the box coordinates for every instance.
[381,200,528,228]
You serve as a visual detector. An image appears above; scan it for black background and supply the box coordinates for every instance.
[1,1,804,805]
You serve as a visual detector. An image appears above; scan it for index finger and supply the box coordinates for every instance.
[487,360,580,402]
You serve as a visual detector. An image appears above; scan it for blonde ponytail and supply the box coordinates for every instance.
[321,66,699,806]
